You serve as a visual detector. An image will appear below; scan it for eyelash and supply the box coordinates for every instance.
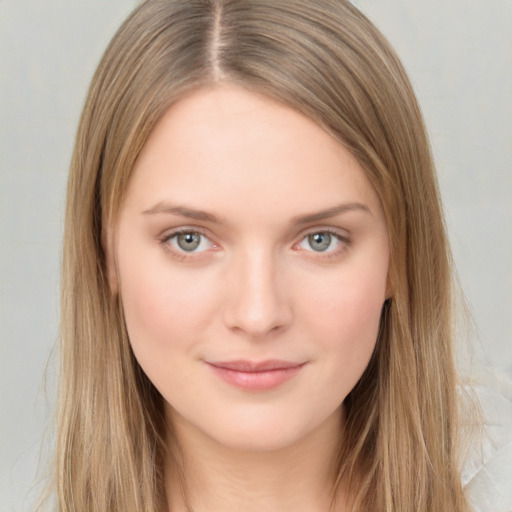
[159,227,351,261]
[159,227,215,261]
[294,229,351,260]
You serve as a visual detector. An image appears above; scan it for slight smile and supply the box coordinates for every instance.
[206,360,307,391]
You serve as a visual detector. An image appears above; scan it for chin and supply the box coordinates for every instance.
[170,400,343,455]
[205,421,313,453]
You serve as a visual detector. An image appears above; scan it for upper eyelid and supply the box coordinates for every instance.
[298,226,349,241]
[161,229,216,257]
[159,226,350,246]
[295,229,347,248]
[293,226,352,256]
[161,226,212,241]
[159,228,216,253]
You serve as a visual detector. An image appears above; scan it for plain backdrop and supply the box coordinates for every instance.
[1,1,511,509]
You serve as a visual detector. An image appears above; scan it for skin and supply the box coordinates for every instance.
[109,84,390,511]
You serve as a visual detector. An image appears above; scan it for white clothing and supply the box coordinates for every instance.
[461,372,512,512]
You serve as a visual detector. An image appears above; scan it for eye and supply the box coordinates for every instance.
[164,230,214,254]
[297,230,346,254]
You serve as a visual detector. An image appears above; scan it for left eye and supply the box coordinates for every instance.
[298,231,343,253]
[167,231,213,253]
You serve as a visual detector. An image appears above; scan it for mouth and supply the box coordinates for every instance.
[206,359,306,391]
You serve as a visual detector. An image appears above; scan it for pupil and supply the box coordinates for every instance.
[177,232,200,251]
[309,232,331,251]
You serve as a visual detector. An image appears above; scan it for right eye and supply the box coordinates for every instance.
[162,229,216,255]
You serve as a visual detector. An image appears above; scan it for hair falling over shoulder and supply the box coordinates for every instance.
[45,1,472,510]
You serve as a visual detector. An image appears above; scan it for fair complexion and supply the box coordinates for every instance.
[109,85,390,512]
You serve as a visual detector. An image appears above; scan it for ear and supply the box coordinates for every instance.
[102,222,119,295]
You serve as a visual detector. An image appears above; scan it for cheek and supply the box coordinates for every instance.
[320,288,382,363]
[324,280,384,338]
[304,252,386,332]
[117,244,219,364]
[299,262,387,389]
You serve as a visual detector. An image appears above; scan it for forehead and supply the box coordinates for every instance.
[124,84,383,223]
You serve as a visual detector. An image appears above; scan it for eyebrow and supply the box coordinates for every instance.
[291,202,372,224]
[143,202,222,223]
[142,201,371,225]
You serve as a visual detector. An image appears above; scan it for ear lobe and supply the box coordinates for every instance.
[102,224,119,295]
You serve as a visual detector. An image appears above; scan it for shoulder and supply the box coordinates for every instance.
[460,370,512,512]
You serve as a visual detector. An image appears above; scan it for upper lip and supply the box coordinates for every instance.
[207,359,305,372]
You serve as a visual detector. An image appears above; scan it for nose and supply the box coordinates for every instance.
[222,248,293,339]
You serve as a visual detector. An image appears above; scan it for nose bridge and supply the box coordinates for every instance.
[223,244,291,337]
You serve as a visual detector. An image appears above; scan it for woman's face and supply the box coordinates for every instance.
[111,85,390,452]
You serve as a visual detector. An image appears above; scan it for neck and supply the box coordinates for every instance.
[163,407,347,512]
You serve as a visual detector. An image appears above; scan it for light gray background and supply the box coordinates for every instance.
[1,1,511,509]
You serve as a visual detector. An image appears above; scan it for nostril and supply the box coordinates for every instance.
[222,279,292,338]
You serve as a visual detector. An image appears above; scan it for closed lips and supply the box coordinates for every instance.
[207,360,305,372]
[206,360,307,391]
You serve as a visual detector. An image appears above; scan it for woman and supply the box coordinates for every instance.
[51,0,494,510]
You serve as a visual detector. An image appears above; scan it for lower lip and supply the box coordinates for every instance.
[207,364,305,391]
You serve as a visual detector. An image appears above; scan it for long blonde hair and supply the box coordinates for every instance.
[55,0,469,510]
